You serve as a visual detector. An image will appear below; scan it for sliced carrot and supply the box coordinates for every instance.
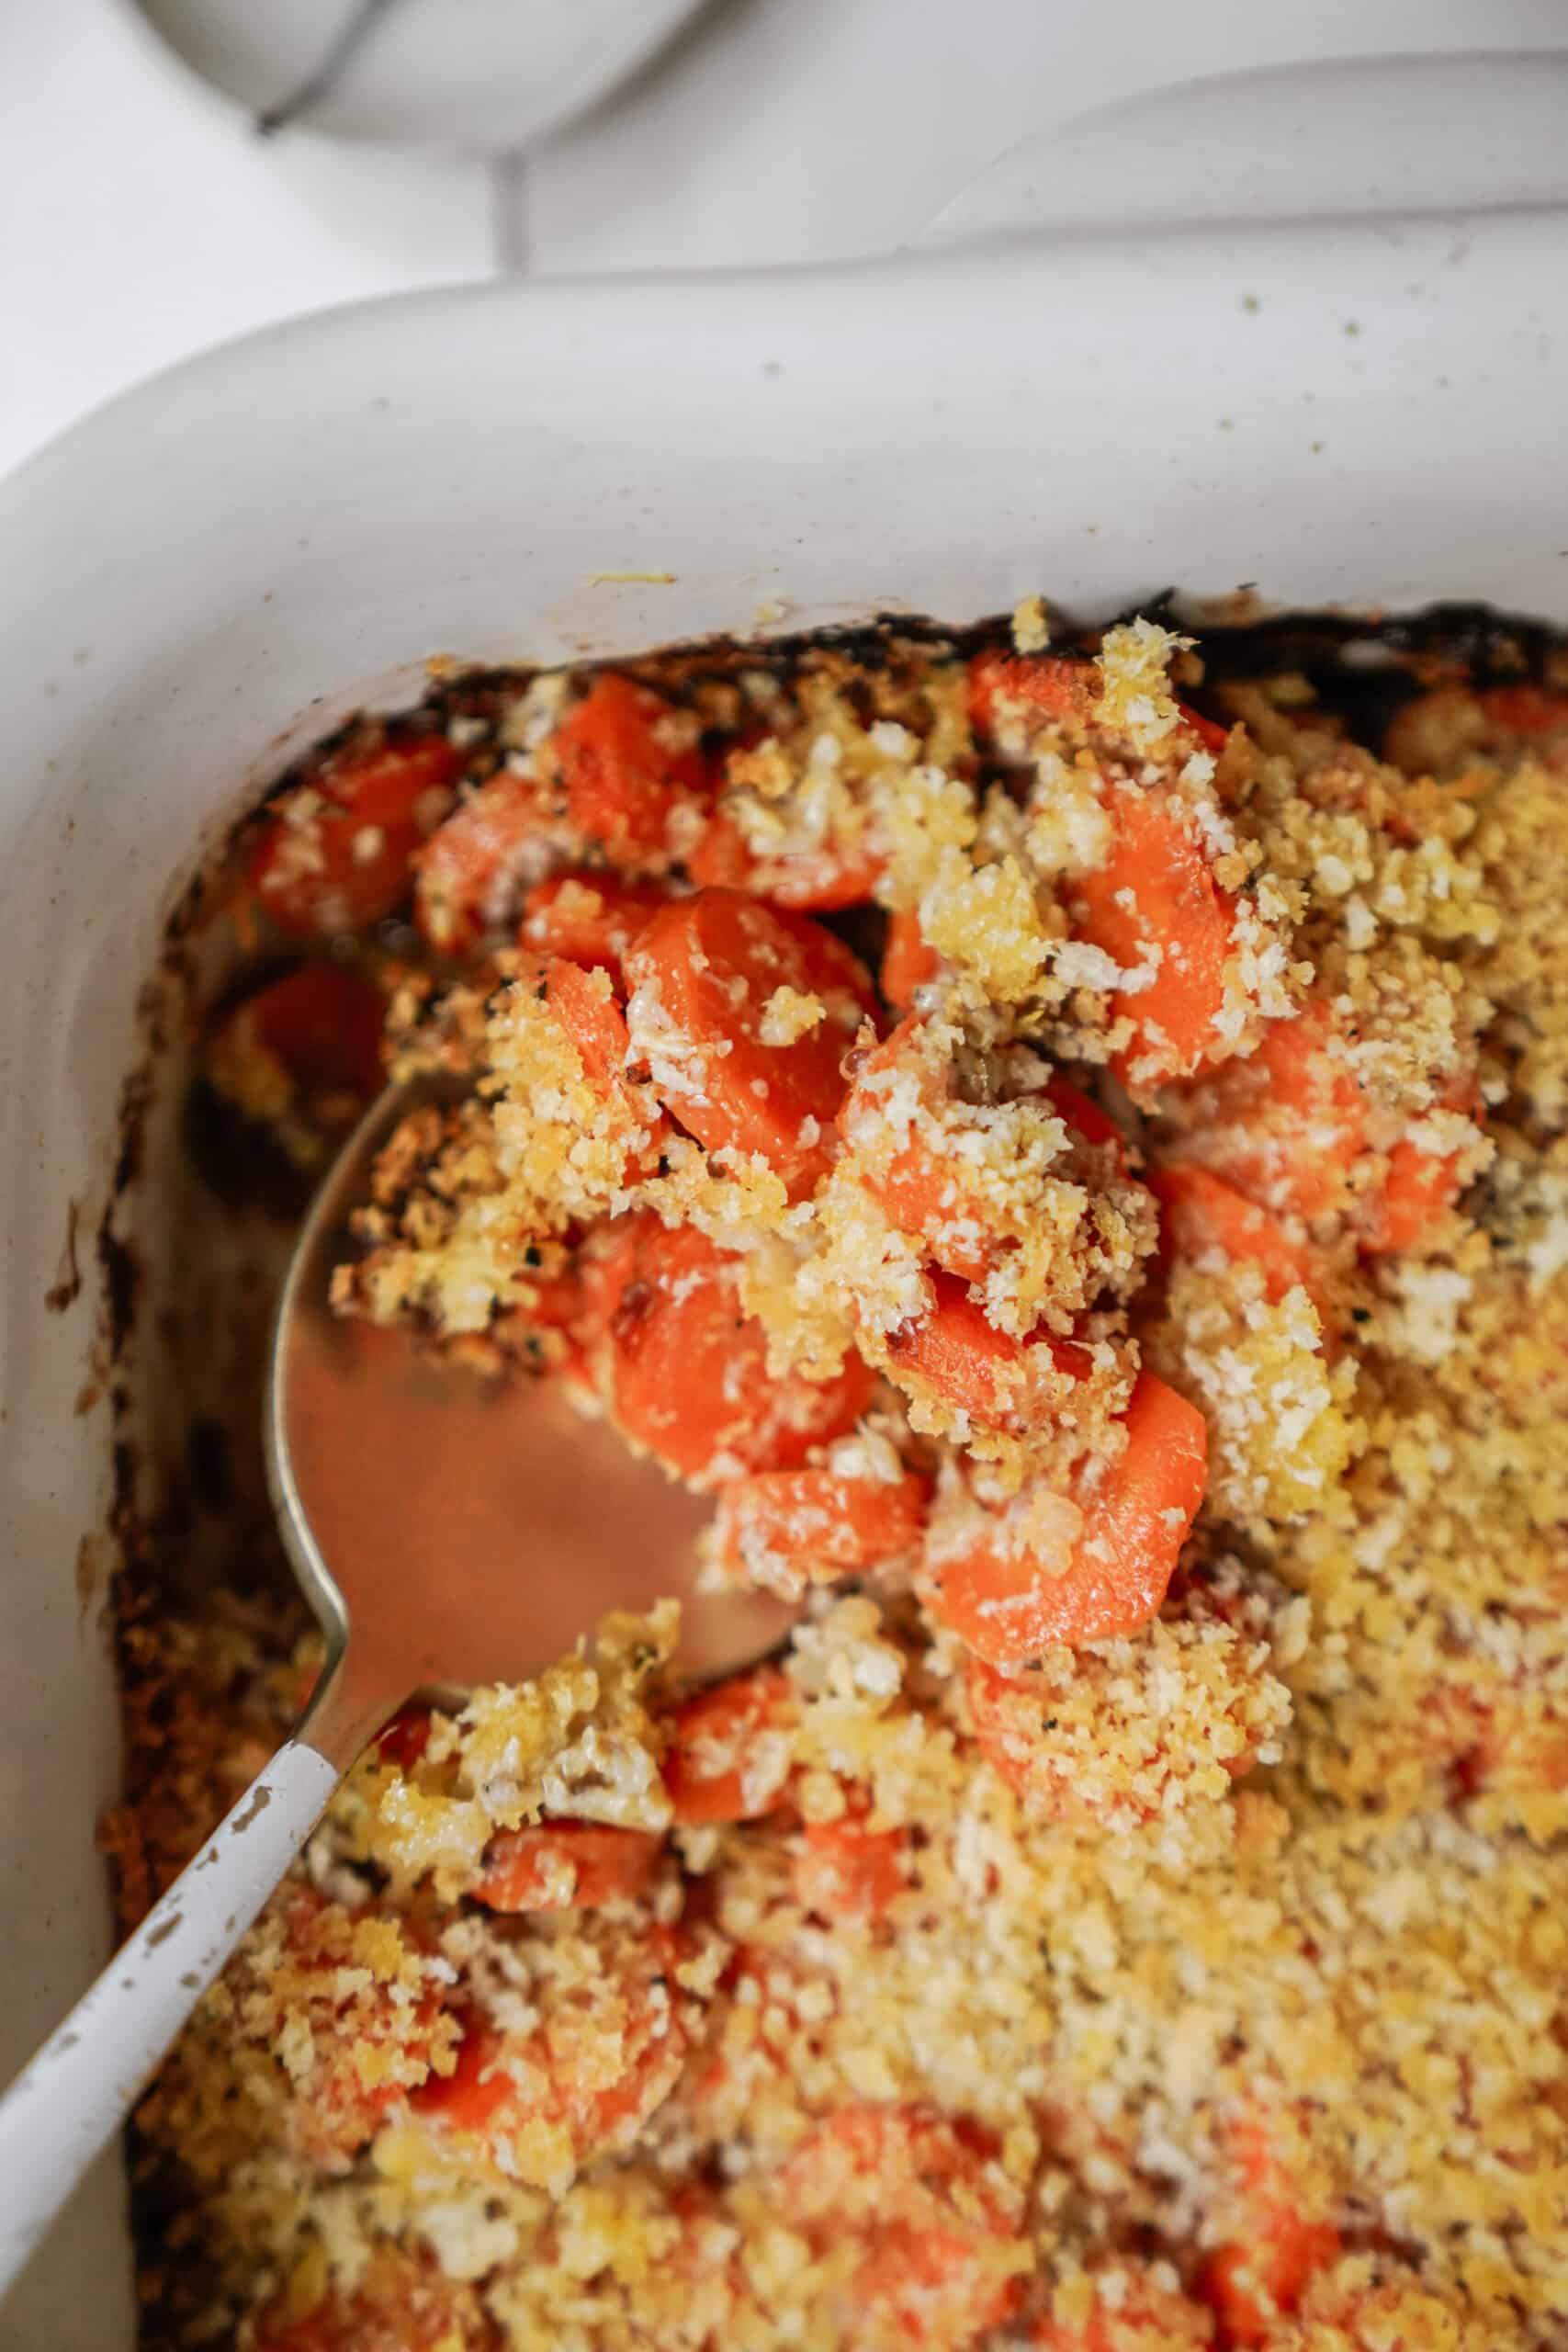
[839,1023,1129,1284]
[662,1665,796,1826]
[1042,1072,1129,1165]
[1150,1163,1319,1305]
[514,951,672,1186]
[881,906,941,1008]
[212,959,389,1114]
[515,1255,589,1333]
[374,1704,433,1774]
[595,1216,873,1486]
[777,2104,1027,2349]
[1191,997,1478,1253]
[475,1820,662,1911]
[966,1657,1074,1817]
[1202,2110,1341,2346]
[518,869,666,982]
[793,1791,907,1921]
[880,1270,1091,1435]
[550,673,711,866]
[1206,998,1366,1220]
[689,804,882,911]
[413,1939,688,2174]
[251,731,462,939]
[1480,683,1568,739]
[1030,2267,1215,2349]
[971,651,1228,764]
[683,805,751,890]
[623,887,877,1196]
[968,650,1099,736]
[513,950,633,1101]
[1069,785,1238,1090]
[926,1370,1208,1662]
[412,2014,516,2140]
[412,767,565,955]
[229,962,387,1102]
[1360,1088,1481,1255]
[1176,700,1232,757]
[413,2008,681,2172]
[715,1465,931,1588]
[838,1020,997,1282]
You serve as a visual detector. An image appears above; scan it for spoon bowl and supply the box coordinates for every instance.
[271,1080,798,1768]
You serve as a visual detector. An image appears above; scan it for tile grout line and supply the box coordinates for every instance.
[490,150,531,277]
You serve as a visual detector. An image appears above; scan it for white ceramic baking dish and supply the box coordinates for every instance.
[4,51,1568,2348]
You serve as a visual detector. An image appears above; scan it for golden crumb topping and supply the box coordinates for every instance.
[125,622,1568,2350]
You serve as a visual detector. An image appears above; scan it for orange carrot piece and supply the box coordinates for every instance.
[716,1465,931,1586]
[839,1019,998,1282]
[624,887,877,1195]
[1198,996,1479,1251]
[793,1791,907,1921]
[411,2016,518,2143]
[689,804,882,911]
[1042,1072,1129,1165]
[415,2012,678,2170]
[598,1216,873,1486]
[1150,1163,1318,1305]
[881,907,941,1007]
[1069,785,1238,1089]
[683,805,751,891]
[881,1270,1091,1435]
[1360,1094,1479,1255]
[373,1704,433,1774]
[927,1371,1208,1663]
[1222,999,1367,1219]
[237,962,387,1101]
[412,766,566,955]
[662,1665,796,1826]
[777,2104,1027,2349]
[551,673,711,865]
[966,1657,1076,1818]
[518,869,667,982]
[968,650,1099,735]
[251,731,462,938]
[513,950,669,1182]
[1176,700,1232,757]
[1202,2112,1341,2346]
[513,950,633,1100]
[414,1939,688,2172]
[971,651,1230,763]
[1480,683,1568,738]
[475,1820,662,1911]
[840,1025,1134,1286]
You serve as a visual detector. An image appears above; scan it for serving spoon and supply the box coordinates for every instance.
[0,1082,795,2293]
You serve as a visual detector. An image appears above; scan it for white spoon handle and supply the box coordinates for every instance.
[0,1738,339,2297]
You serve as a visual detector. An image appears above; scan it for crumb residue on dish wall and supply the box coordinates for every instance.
[44,1198,82,1313]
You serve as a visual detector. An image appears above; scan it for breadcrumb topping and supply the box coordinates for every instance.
[122,623,1568,2350]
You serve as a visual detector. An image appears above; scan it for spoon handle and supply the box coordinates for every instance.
[0,1738,339,2296]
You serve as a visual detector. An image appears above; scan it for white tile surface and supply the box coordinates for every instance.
[0,0,493,480]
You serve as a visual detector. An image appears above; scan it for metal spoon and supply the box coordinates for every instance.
[0,1081,794,2291]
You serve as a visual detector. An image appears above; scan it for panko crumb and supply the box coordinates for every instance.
[124,623,1568,2352]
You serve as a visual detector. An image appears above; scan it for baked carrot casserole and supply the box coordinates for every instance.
[110,606,1568,2350]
